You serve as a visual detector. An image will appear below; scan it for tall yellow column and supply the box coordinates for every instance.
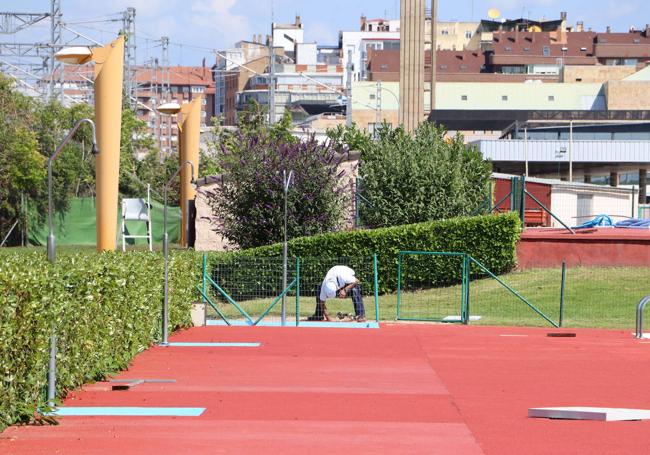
[178,97,202,247]
[93,36,125,251]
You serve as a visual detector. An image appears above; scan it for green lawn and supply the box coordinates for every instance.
[205,267,649,329]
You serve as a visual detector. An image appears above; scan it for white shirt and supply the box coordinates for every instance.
[319,266,357,301]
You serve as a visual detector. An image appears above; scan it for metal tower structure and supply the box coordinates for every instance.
[122,7,137,110]
[160,36,172,152]
[0,1,61,100]
[50,0,63,100]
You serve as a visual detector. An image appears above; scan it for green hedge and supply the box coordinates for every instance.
[0,250,200,429]
[208,213,522,294]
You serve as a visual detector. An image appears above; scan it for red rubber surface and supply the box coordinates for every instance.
[2,324,650,454]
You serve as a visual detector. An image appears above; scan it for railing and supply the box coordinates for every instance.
[635,295,650,339]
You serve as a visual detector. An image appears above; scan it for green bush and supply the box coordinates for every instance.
[208,213,522,295]
[0,250,200,429]
[358,122,492,228]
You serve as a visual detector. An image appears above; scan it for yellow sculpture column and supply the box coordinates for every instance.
[93,36,125,251]
[178,97,202,247]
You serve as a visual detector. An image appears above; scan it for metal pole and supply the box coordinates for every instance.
[558,261,566,327]
[47,334,57,407]
[376,80,381,129]
[162,183,169,345]
[569,120,573,182]
[524,126,528,177]
[47,158,56,263]
[281,170,293,326]
[346,47,353,127]
[162,160,194,345]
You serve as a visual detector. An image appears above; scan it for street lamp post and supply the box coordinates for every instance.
[281,169,293,326]
[162,160,195,345]
[45,117,98,408]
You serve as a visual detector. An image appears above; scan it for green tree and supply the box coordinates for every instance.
[359,122,492,228]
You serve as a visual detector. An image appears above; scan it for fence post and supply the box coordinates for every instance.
[558,261,566,327]
[295,257,301,327]
[632,186,636,218]
[461,254,470,324]
[520,175,527,225]
[201,253,207,304]
[396,253,402,320]
[373,254,380,322]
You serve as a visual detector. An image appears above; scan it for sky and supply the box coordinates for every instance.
[10,0,650,66]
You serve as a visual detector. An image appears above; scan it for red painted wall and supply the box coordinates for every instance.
[493,178,552,212]
[517,229,650,268]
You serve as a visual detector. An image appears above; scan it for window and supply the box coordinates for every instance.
[440,64,448,69]
[202,98,207,105]
[369,94,376,99]
[461,95,468,101]
[524,47,530,52]
[543,46,550,56]
[465,30,472,39]
[634,39,640,44]
[501,95,508,101]
[460,64,468,70]
[580,47,587,52]
[548,95,555,101]
[379,64,389,70]
[441,29,449,35]
[505,46,512,52]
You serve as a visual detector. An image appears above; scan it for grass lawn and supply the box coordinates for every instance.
[206,266,649,329]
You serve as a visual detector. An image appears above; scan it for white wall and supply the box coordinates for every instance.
[550,186,636,228]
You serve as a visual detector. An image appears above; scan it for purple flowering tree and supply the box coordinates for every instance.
[207,107,346,249]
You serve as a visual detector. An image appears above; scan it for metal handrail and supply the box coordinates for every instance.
[635,296,650,338]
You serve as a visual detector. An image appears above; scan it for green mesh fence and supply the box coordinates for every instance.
[396,252,467,322]
[201,255,379,325]
[466,259,560,327]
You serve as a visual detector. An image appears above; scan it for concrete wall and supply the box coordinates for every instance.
[436,82,604,110]
[605,81,650,110]
[550,186,635,228]
[563,65,636,83]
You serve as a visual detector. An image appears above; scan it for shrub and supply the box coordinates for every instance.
[359,122,492,228]
[206,102,347,249]
[0,250,200,429]
[207,213,522,295]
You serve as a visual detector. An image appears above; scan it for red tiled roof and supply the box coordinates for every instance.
[134,66,212,86]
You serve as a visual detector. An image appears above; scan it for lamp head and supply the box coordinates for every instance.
[91,142,99,155]
[157,102,182,115]
[54,47,93,65]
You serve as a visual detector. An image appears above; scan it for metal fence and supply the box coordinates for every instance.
[396,251,649,330]
[482,174,644,232]
[199,255,380,326]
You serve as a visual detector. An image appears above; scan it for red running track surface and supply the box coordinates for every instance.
[2,324,650,454]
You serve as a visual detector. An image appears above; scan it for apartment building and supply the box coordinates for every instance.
[135,66,214,154]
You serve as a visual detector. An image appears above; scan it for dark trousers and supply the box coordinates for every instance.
[314,284,365,317]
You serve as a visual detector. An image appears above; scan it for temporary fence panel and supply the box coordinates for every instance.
[466,257,560,328]
[295,256,379,323]
[396,252,468,323]
[200,255,380,326]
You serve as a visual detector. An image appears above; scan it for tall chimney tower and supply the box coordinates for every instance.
[399,0,427,132]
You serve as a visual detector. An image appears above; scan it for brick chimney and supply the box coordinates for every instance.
[295,15,302,27]
[606,25,611,33]
[360,15,367,31]
[645,24,650,37]
[576,21,584,33]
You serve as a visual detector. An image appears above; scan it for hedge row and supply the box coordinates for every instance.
[208,213,522,295]
[0,250,200,429]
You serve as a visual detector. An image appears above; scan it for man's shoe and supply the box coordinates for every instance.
[307,315,324,321]
[356,316,367,323]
